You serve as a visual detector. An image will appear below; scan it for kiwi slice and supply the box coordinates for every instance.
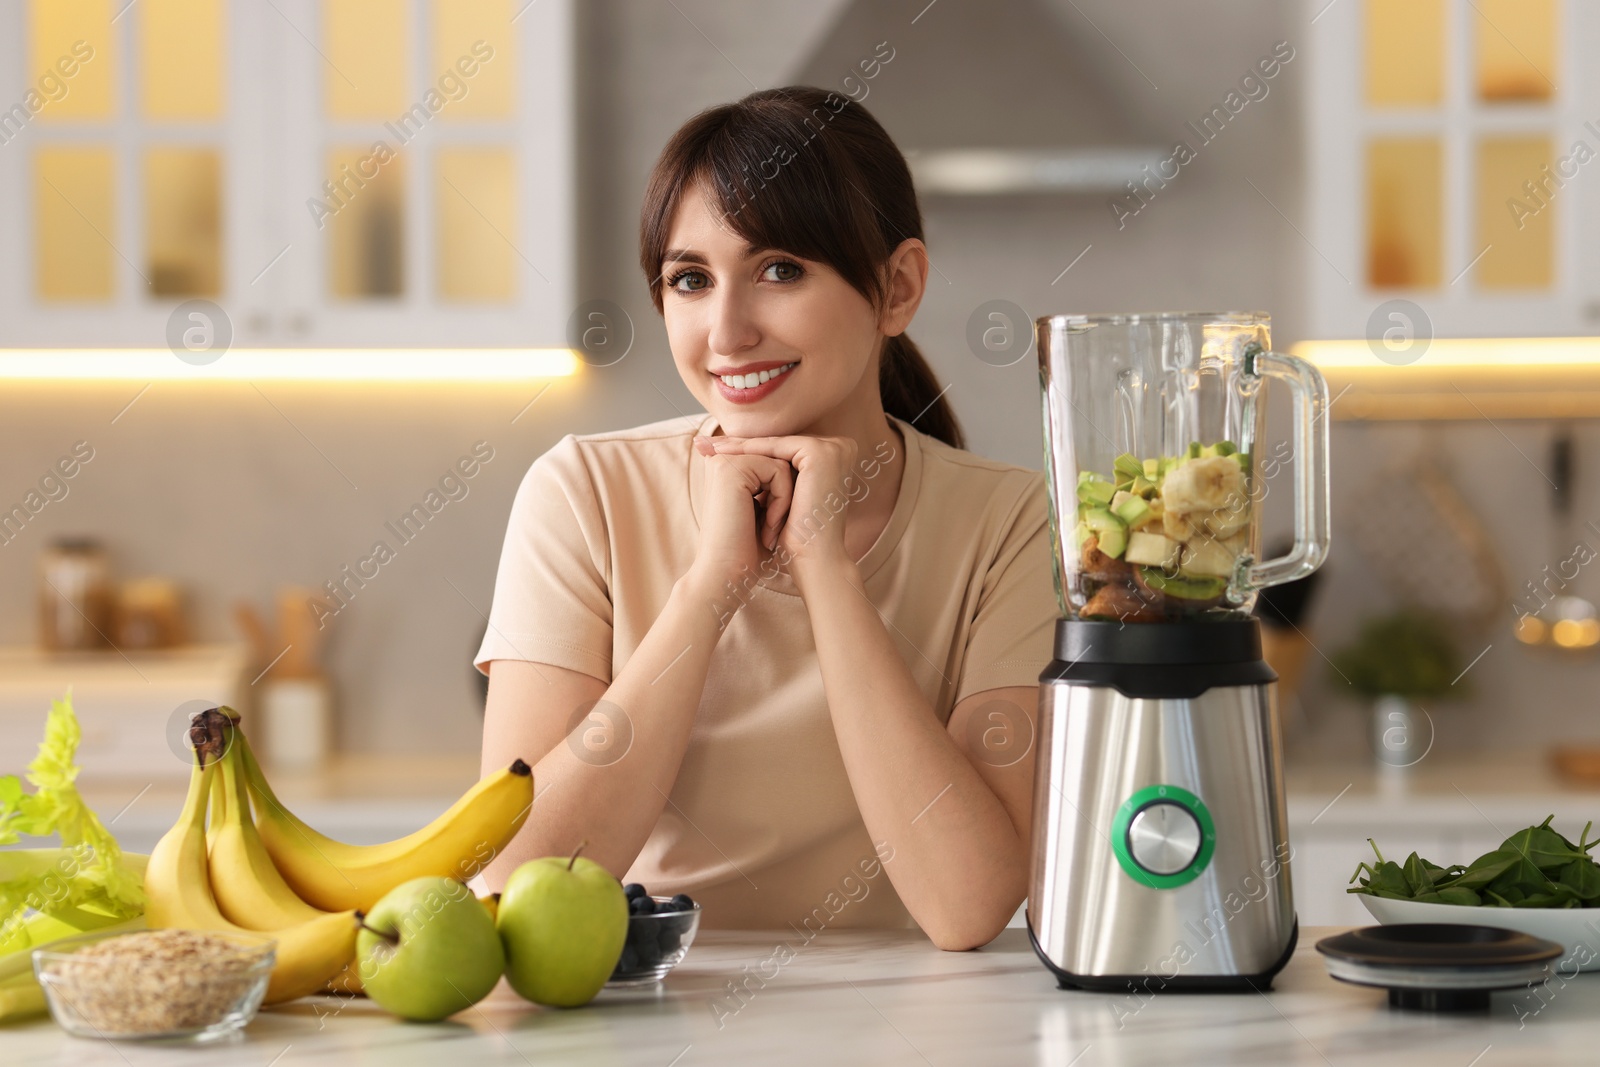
[1136,567,1226,601]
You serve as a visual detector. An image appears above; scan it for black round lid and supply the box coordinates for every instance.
[1315,924,1564,1012]
[1316,923,1563,968]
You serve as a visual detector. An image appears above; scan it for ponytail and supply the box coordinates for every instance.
[880,334,964,450]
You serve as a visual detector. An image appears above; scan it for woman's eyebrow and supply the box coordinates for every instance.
[661,244,778,266]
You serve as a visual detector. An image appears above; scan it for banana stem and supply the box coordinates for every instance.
[188,707,231,768]
[568,840,588,871]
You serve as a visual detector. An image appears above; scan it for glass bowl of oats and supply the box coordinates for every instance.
[33,928,274,1041]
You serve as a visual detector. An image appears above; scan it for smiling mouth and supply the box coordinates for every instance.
[711,362,797,391]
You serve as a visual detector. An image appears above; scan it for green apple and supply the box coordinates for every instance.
[356,876,506,1021]
[497,842,628,1007]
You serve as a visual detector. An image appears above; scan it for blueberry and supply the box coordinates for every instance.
[616,943,640,973]
[635,936,663,967]
[629,894,657,916]
[667,893,695,913]
[657,926,682,954]
[623,882,648,901]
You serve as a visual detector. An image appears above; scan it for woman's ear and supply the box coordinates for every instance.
[879,238,929,338]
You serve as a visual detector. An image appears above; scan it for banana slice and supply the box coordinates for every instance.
[1161,456,1249,540]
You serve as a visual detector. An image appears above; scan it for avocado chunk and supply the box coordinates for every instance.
[1095,525,1128,560]
[1197,440,1240,459]
[1113,495,1152,528]
[1083,506,1122,532]
[1077,477,1116,507]
[1112,452,1143,486]
[1125,531,1179,568]
[1083,507,1127,559]
[1137,567,1226,601]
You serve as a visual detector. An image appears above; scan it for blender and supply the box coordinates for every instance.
[1027,311,1329,991]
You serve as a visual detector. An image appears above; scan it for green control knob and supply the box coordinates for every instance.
[1111,784,1216,889]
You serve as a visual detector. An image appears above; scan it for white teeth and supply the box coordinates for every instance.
[718,362,795,389]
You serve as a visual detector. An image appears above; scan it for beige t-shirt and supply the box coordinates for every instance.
[473,411,1057,931]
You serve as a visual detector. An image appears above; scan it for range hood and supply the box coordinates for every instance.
[790,0,1166,195]
[904,147,1166,195]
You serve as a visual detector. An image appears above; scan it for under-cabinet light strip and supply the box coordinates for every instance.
[1292,337,1600,370]
[0,349,581,382]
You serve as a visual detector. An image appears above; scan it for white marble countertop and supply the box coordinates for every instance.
[6,926,1597,1066]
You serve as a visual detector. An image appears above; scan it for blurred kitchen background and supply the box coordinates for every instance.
[3,0,1599,924]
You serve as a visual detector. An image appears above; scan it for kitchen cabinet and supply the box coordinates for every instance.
[0,643,249,785]
[1285,750,1599,924]
[1291,820,1505,925]
[0,0,573,349]
[1305,0,1600,339]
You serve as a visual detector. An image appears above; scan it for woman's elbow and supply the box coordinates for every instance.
[925,903,1014,952]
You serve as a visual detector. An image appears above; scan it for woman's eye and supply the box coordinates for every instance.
[762,261,802,282]
[668,270,708,292]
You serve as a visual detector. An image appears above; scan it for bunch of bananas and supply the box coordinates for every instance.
[143,707,532,1005]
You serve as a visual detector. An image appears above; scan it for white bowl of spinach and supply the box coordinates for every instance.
[1349,816,1600,973]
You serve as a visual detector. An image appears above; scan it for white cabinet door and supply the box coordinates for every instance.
[269,0,573,347]
[1304,0,1593,339]
[0,0,573,351]
[0,0,278,347]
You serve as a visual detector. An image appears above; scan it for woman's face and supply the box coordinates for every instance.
[658,183,884,438]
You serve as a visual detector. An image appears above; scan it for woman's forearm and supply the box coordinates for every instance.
[482,570,735,885]
[793,553,1028,950]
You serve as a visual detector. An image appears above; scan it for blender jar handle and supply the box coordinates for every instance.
[1247,348,1331,589]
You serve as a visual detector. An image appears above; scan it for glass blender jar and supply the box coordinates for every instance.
[1039,311,1329,623]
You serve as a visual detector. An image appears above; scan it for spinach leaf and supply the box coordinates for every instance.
[1348,816,1600,908]
[1435,886,1482,906]
[1402,852,1435,895]
[1559,857,1600,902]
[1439,849,1523,890]
[1502,817,1587,873]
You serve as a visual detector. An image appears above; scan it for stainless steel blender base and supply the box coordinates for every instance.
[1028,676,1297,990]
[1027,912,1298,992]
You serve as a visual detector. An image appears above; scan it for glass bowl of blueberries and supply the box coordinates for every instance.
[607,883,701,987]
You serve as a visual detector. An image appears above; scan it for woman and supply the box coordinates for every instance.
[475,86,1056,951]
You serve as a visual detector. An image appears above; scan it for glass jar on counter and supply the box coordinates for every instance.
[38,538,115,652]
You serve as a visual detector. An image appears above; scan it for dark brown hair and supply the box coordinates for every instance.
[638,86,965,450]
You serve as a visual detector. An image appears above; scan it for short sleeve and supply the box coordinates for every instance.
[472,436,613,682]
[953,473,1058,706]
